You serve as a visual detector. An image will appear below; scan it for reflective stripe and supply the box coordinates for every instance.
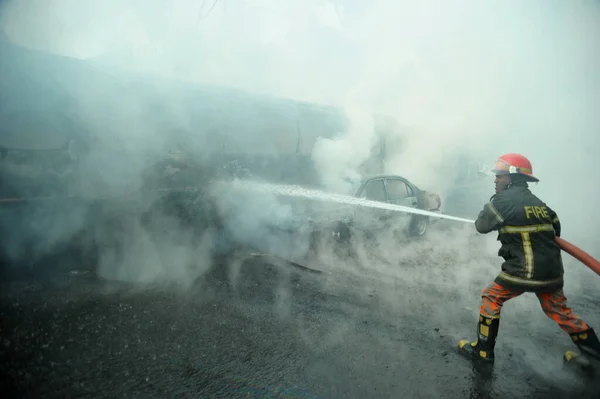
[498,224,555,279]
[552,216,559,224]
[499,224,554,234]
[498,272,562,287]
[522,232,534,278]
[494,160,532,174]
[487,202,504,223]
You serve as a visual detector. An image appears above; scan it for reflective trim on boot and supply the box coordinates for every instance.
[563,351,596,378]
[570,328,600,361]
[458,339,495,362]
[457,315,500,362]
[564,351,590,365]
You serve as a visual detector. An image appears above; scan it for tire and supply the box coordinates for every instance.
[409,215,429,237]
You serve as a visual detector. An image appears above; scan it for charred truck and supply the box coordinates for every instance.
[0,40,440,277]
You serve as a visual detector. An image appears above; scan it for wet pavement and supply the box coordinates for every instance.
[1,234,600,399]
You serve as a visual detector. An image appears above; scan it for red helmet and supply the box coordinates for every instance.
[491,153,539,182]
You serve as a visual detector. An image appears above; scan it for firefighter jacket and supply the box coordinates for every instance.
[475,181,563,292]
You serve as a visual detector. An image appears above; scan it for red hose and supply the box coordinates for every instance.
[555,237,600,277]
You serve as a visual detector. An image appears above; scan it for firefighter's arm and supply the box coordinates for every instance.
[548,207,561,237]
[475,196,509,234]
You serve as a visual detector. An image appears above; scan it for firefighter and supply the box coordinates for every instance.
[457,153,600,365]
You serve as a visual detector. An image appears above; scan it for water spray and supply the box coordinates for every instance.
[231,180,475,223]
[231,179,600,276]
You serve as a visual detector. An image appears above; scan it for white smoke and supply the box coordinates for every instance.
[1,0,599,382]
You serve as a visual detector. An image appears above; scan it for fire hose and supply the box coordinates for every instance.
[555,237,600,277]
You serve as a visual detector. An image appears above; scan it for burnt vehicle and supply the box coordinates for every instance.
[0,42,223,277]
[352,173,441,236]
[304,174,442,254]
[223,172,442,263]
[0,40,418,277]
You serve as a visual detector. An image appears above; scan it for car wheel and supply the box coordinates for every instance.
[409,215,429,237]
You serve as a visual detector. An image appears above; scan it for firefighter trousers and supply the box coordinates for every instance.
[479,281,590,334]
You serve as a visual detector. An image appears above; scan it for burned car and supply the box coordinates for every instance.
[220,172,442,263]
[352,173,441,236]
[305,174,442,252]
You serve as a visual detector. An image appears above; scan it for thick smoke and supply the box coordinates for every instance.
[1,0,599,379]
[311,106,377,194]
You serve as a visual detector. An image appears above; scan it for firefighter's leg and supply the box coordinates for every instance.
[537,290,600,362]
[458,281,522,362]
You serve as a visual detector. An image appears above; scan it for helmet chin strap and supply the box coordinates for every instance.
[503,175,514,191]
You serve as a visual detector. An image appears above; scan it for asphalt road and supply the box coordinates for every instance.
[1,230,599,399]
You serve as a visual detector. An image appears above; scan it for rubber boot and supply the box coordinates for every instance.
[564,328,600,364]
[458,314,500,363]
